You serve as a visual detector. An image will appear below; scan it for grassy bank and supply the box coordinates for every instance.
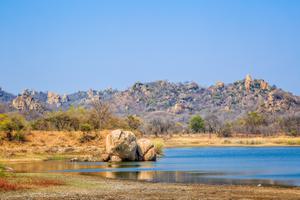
[1,131,300,162]
[150,134,300,148]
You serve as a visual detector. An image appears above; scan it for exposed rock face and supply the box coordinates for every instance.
[47,92,62,107]
[12,90,45,113]
[260,80,269,90]
[245,74,252,92]
[105,130,157,162]
[216,81,225,89]
[172,103,185,114]
[137,139,156,161]
[106,129,138,161]
[62,94,69,103]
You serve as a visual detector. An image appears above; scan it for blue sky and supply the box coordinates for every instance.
[0,0,299,95]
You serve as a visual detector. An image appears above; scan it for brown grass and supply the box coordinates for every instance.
[0,174,66,191]
[27,177,65,187]
[0,130,111,161]
[148,134,300,148]
[1,130,300,162]
[0,178,22,191]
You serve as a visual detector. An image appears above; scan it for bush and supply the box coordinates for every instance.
[0,114,27,141]
[80,123,92,132]
[280,115,300,136]
[31,111,80,131]
[218,123,232,137]
[153,139,164,155]
[12,131,26,142]
[143,118,175,136]
[189,115,205,133]
[0,164,6,177]
[126,115,142,130]
[243,112,266,134]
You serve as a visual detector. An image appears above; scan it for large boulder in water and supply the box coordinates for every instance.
[105,129,138,161]
[137,139,156,161]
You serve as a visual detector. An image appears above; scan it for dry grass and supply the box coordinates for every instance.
[1,130,300,162]
[0,178,21,191]
[0,130,111,162]
[149,134,300,148]
[0,173,66,191]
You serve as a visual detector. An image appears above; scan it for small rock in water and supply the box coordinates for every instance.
[70,157,79,162]
[4,167,14,172]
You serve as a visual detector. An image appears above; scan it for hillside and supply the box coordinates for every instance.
[1,75,299,122]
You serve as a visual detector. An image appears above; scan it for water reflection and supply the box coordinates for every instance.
[6,147,300,187]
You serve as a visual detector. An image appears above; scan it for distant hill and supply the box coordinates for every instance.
[1,75,299,122]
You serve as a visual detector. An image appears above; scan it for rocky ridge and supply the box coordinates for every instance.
[0,75,299,122]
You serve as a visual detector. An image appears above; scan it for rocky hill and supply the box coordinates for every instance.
[1,75,299,122]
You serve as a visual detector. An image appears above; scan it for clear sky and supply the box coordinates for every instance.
[0,0,299,95]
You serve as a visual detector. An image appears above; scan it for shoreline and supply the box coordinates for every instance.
[1,132,300,162]
[1,173,300,200]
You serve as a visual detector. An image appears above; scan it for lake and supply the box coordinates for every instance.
[7,147,300,186]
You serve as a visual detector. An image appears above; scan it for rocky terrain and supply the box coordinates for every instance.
[1,75,299,122]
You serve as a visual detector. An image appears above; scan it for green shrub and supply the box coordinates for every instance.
[80,123,92,132]
[126,115,142,130]
[0,163,6,177]
[0,114,27,141]
[189,115,205,133]
[12,131,26,142]
[153,140,164,155]
[218,123,232,137]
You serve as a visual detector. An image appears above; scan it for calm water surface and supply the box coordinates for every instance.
[8,147,300,186]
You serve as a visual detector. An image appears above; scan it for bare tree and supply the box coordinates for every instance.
[204,114,221,138]
[89,97,112,130]
[143,117,175,136]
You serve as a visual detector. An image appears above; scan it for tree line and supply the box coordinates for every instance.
[0,99,299,142]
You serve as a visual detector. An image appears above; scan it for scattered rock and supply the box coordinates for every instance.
[4,166,14,172]
[101,153,110,162]
[110,155,122,162]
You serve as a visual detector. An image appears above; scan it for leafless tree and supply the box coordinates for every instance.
[89,97,112,130]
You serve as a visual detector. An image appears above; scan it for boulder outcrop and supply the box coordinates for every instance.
[47,92,62,107]
[106,129,138,161]
[137,138,156,161]
[245,74,252,92]
[12,90,45,113]
[104,130,157,162]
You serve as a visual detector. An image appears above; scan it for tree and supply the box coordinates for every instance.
[80,123,92,132]
[279,114,300,136]
[126,115,142,130]
[218,122,232,137]
[205,114,221,138]
[189,115,205,133]
[244,112,266,134]
[0,114,26,141]
[79,123,94,143]
[143,118,175,136]
[89,98,112,130]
